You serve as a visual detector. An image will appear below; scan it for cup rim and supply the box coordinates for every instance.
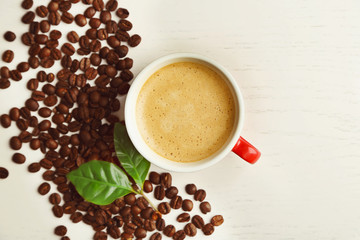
[124,53,244,172]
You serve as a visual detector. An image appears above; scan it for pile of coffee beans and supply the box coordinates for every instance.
[0,0,224,239]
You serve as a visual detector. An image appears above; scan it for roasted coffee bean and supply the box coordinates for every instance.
[21,32,34,46]
[40,20,50,33]
[116,8,129,18]
[144,219,156,231]
[79,36,90,49]
[9,108,20,121]
[44,95,58,106]
[28,44,41,57]
[52,205,64,218]
[118,19,132,31]
[22,11,35,24]
[0,167,9,179]
[105,21,118,33]
[165,186,178,199]
[128,34,141,47]
[50,48,62,60]
[75,14,87,26]
[158,202,171,215]
[70,212,83,223]
[2,50,14,63]
[97,28,108,40]
[27,78,38,90]
[49,192,61,205]
[194,189,206,201]
[211,215,224,226]
[48,1,59,12]
[154,185,165,200]
[122,193,135,205]
[90,53,101,66]
[43,170,55,181]
[39,120,51,131]
[84,6,96,18]
[67,31,79,43]
[184,223,197,237]
[134,227,147,238]
[54,225,67,236]
[136,196,149,210]
[0,79,10,89]
[4,31,16,42]
[106,0,117,11]
[120,69,133,82]
[10,137,22,150]
[46,39,59,49]
[173,230,186,240]
[100,10,111,23]
[163,225,176,237]
[38,182,51,195]
[29,22,40,34]
[200,201,211,214]
[150,232,162,240]
[182,199,193,212]
[28,162,41,173]
[48,11,61,25]
[19,131,32,143]
[85,28,97,40]
[123,222,136,234]
[19,107,30,120]
[28,56,40,68]
[107,35,120,48]
[40,158,53,169]
[12,153,26,164]
[60,237,70,240]
[39,47,51,59]
[50,30,62,40]
[0,66,10,78]
[160,173,172,188]
[59,1,72,12]
[22,0,33,9]
[38,108,51,118]
[177,213,190,223]
[25,99,39,111]
[154,218,165,231]
[149,171,160,184]
[115,30,129,42]
[114,45,128,58]
[107,226,120,239]
[62,11,74,23]
[61,43,75,56]
[36,5,48,18]
[99,46,109,58]
[140,207,154,219]
[93,231,107,240]
[93,0,104,11]
[0,114,11,128]
[40,58,55,68]
[202,223,215,235]
[10,70,22,81]
[170,196,182,209]
[191,215,204,229]
[17,62,30,72]
[143,180,153,193]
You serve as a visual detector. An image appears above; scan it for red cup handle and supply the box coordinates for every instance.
[232,137,261,164]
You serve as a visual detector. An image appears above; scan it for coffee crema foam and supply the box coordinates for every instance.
[136,62,235,162]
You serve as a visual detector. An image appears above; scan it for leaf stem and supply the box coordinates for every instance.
[136,189,158,212]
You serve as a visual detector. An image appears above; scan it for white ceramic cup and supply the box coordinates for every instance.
[125,53,260,172]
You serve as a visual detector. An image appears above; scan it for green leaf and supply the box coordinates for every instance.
[114,122,150,189]
[66,160,134,205]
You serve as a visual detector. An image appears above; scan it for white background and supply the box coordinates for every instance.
[1,0,360,239]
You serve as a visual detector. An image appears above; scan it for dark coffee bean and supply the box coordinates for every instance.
[79,36,90,49]
[128,34,141,47]
[170,196,183,209]
[89,39,101,52]
[46,39,59,49]
[21,32,34,46]
[43,170,55,181]
[36,5,48,18]
[156,218,166,231]
[140,207,154,219]
[106,0,117,11]
[105,65,116,77]
[93,231,107,240]
[39,47,51,59]
[61,237,70,240]
[106,35,120,48]
[160,173,172,188]
[26,78,38,90]
[194,189,206,202]
[123,222,136,234]
[184,223,197,237]
[28,162,41,173]
[158,202,171,215]
[9,108,20,121]
[105,20,118,33]
[29,21,40,34]
[28,44,40,56]
[40,20,50,33]
[54,225,67,236]
[182,199,193,212]
[134,227,147,238]
[149,171,160,184]
[115,45,128,58]
[2,50,14,63]
[28,56,40,69]
[52,205,64,218]
[163,225,176,237]
[116,8,129,18]
[93,0,104,11]
[40,158,53,169]
[48,1,59,12]
[200,201,211,214]
[142,180,153,193]
[0,66,10,78]
[59,1,72,12]
[97,28,108,40]
[12,153,26,164]
[0,79,10,89]
[40,58,55,68]
[136,196,149,209]
[84,6,96,18]
[211,215,224,226]
[10,137,22,150]
[19,107,31,120]
[177,213,190,223]
[118,82,130,95]
[61,43,75,56]
[22,11,35,24]
[90,53,101,66]
[67,31,79,43]
[4,31,16,42]
[0,167,9,179]
[118,19,132,31]
[38,182,51,195]
[62,11,74,23]
[120,69,133,82]
[0,114,11,128]
[89,18,101,29]
[49,30,61,40]
[44,95,58,106]
[150,232,162,240]
[85,28,97,40]
[144,219,156,231]
[19,131,32,143]
[124,193,136,205]
[75,14,87,26]
[39,120,51,131]
[191,215,204,229]
[165,186,178,199]
[49,193,61,205]
[25,99,39,111]
[29,139,40,150]
[22,0,33,9]
[70,212,83,223]
[51,48,62,60]
[100,10,111,23]
[115,30,129,42]
[154,185,165,200]
[35,34,48,44]
[48,11,61,25]
[107,226,120,239]
[202,223,215,235]
[173,230,186,240]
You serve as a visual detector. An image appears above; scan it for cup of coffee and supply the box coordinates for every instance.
[125,53,260,172]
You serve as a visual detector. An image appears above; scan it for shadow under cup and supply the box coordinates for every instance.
[125,53,244,172]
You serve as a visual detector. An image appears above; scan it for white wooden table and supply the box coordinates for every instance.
[1,0,360,239]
